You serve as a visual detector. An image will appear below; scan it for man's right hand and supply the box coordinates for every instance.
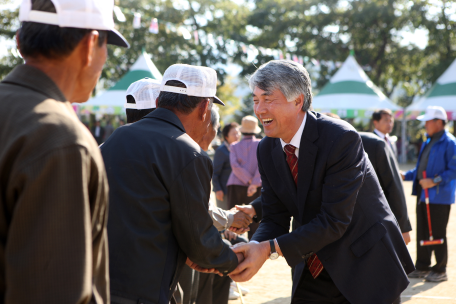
[231,210,253,229]
[216,190,224,201]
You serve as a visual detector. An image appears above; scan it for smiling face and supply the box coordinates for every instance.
[253,86,305,143]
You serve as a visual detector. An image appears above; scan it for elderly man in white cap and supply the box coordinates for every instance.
[125,77,161,123]
[0,0,128,302]
[402,106,456,282]
[101,64,244,304]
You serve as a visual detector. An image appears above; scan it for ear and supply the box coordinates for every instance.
[295,93,305,111]
[199,99,210,121]
[81,30,99,68]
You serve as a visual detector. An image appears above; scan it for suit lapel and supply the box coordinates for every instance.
[296,112,319,221]
[272,142,299,217]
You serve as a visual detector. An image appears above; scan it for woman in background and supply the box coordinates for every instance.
[213,122,240,210]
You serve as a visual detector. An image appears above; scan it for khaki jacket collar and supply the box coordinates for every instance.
[2,64,67,102]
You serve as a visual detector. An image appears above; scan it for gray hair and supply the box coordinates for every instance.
[210,105,220,129]
[249,60,313,111]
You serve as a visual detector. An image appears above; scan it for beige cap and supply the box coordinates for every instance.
[240,115,261,134]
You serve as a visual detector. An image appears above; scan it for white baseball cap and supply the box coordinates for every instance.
[160,64,225,106]
[417,106,448,122]
[19,0,129,48]
[125,78,160,110]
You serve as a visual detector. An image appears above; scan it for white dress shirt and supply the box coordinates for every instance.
[279,112,307,158]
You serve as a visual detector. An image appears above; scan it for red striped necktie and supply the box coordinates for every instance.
[284,144,324,279]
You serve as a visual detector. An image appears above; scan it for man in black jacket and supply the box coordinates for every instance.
[228,60,414,304]
[102,64,241,304]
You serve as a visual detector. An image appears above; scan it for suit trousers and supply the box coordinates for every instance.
[415,188,451,273]
[179,265,200,304]
[227,185,261,239]
[291,264,349,304]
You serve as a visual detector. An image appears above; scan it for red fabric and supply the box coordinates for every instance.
[284,144,323,279]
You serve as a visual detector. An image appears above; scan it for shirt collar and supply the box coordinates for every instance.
[374,128,388,139]
[280,112,307,151]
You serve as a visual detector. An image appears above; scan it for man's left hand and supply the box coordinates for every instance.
[419,178,436,189]
[229,241,270,282]
[231,210,253,229]
[186,258,221,275]
[402,232,411,245]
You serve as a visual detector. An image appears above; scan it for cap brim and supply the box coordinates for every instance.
[214,96,225,106]
[417,114,432,121]
[107,28,129,48]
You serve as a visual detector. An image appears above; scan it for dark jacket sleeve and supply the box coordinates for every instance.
[375,140,412,232]
[169,155,238,274]
[276,130,365,267]
[212,148,225,192]
[250,196,263,222]
[251,145,292,243]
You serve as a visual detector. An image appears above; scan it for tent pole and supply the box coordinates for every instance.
[401,108,407,164]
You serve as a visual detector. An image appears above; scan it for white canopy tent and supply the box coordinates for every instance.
[406,58,456,121]
[313,55,401,118]
[78,51,162,115]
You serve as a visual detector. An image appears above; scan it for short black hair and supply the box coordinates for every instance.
[372,109,392,122]
[125,95,155,123]
[222,122,239,141]
[18,0,107,59]
[157,80,213,114]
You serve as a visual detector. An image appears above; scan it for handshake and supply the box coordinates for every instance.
[228,205,257,234]
[186,240,273,282]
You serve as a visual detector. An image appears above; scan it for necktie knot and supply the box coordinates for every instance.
[284,144,296,156]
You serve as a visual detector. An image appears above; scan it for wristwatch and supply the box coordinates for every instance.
[433,176,442,184]
[269,239,279,260]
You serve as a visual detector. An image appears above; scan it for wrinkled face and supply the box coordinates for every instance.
[425,119,444,136]
[373,114,394,134]
[253,87,303,142]
[226,127,240,144]
[72,32,108,103]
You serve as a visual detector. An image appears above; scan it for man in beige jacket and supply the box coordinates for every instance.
[0,0,128,303]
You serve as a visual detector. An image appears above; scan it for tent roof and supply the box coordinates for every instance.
[407,58,456,113]
[83,52,162,107]
[313,55,400,117]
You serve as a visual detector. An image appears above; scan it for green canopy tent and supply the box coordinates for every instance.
[312,55,401,119]
[406,58,456,121]
[78,51,162,115]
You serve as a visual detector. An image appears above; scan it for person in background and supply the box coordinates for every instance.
[372,109,398,159]
[402,106,456,282]
[125,77,160,123]
[191,106,249,304]
[0,0,129,302]
[92,120,105,145]
[104,119,114,140]
[227,115,262,239]
[213,122,241,210]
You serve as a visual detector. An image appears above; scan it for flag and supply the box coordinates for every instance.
[298,56,304,65]
[292,55,298,62]
[133,13,141,29]
[113,6,126,22]
[149,18,159,34]
[194,30,199,44]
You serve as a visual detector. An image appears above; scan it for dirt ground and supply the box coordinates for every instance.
[228,164,456,304]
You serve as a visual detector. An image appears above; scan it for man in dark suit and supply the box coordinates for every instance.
[360,132,412,242]
[229,60,414,304]
[372,109,398,159]
[92,120,105,145]
[101,64,242,304]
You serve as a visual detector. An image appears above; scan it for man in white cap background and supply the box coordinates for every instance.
[101,64,243,304]
[402,105,456,282]
[125,77,160,123]
[0,0,128,302]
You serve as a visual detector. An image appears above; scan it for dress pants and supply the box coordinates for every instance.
[179,265,199,304]
[227,185,261,239]
[415,188,451,273]
[291,265,349,304]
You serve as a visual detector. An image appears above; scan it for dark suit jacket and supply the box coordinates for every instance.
[252,112,414,304]
[101,108,238,304]
[212,144,231,194]
[360,132,412,233]
[374,130,398,159]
